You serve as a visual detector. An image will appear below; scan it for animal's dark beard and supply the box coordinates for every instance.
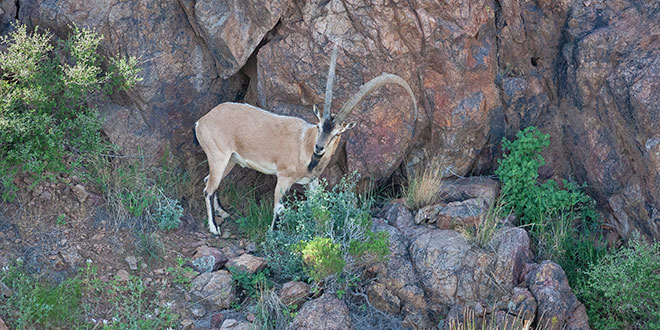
[307,152,322,171]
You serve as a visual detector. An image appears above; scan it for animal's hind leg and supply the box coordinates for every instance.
[271,176,295,231]
[204,154,231,235]
[212,160,235,219]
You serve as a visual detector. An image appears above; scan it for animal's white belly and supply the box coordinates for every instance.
[232,152,277,175]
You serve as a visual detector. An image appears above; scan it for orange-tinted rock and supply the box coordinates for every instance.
[257,0,501,182]
[290,293,353,330]
[279,281,311,307]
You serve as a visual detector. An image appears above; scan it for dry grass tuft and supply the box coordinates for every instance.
[404,155,446,210]
[458,197,509,250]
[446,306,535,330]
[254,287,292,330]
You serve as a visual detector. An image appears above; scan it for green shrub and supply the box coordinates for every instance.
[138,231,164,263]
[495,127,605,286]
[165,257,195,289]
[495,127,596,224]
[578,238,660,330]
[264,173,389,290]
[0,23,141,201]
[229,267,273,299]
[154,190,183,231]
[0,260,84,329]
[298,237,345,282]
[81,263,177,329]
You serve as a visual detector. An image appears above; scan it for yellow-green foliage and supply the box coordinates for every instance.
[298,237,345,282]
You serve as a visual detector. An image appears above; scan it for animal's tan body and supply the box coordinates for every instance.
[194,44,417,235]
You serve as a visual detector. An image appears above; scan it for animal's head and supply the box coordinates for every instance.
[307,42,418,172]
[311,104,356,157]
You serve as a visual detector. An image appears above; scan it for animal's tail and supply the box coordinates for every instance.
[193,122,200,146]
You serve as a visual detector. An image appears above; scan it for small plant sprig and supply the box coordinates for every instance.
[228,267,273,299]
[166,257,195,289]
[153,189,183,231]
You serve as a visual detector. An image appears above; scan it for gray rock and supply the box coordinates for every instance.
[367,282,401,314]
[191,270,234,309]
[116,269,130,282]
[71,184,88,203]
[290,293,353,330]
[192,245,228,272]
[59,246,82,267]
[125,255,138,271]
[191,255,216,273]
[415,198,489,229]
[525,261,590,330]
[279,281,311,307]
[0,281,12,297]
[369,220,433,328]
[409,226,532,309]
[226,254,267,274]
[190,303,206,318]
[186,0,289,79]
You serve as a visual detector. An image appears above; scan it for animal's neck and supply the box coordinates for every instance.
[303,126,334,175]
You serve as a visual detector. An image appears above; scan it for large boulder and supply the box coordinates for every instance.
[178,0,288,79]
[257,0,501,182]
[369,220,433,328]
[289,293,353,330]
[409,226,532,308]
[525,261,590,330]
[555,0,660,240]
[18,0,247,158]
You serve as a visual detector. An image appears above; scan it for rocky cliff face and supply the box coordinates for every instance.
[6,0,659,240]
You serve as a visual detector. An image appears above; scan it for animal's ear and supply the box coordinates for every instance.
[339,121,356,133]
[313,104,321,122]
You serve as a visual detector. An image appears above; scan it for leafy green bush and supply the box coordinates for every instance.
[263,173,389,290]
[495,127,596,224]
[495,127,605,286]
[104,275,177,329]
[0,23,140,201]
[578,238,660,330]
[0,260,84,329]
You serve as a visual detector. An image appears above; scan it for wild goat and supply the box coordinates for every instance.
[194,44,417,235]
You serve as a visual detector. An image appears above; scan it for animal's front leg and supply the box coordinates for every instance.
[271,176,295,231]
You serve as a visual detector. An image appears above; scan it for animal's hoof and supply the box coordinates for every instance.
[214,210,231,218]
[208,224,221,236]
